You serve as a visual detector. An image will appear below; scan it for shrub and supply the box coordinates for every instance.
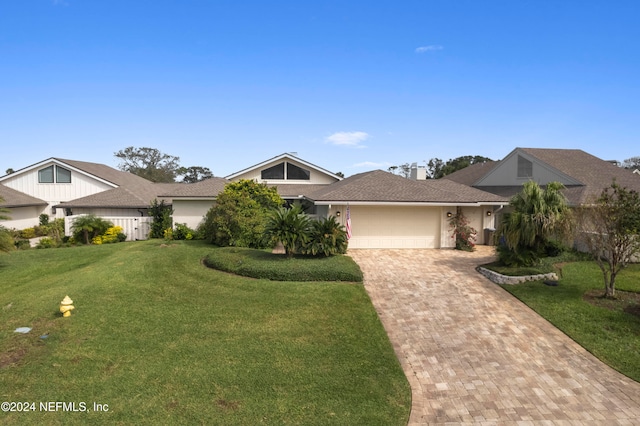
[173,223,195,240]
[149,199,173,239]
[264,205,311,257]
[36,238,55,249]
[39,214,50,226]
[71,215,113,244]
[448,209,477,251]
[20,228,36,239]
[200,180,283,248]
[14,239,31,250]
[203,247,363,282]
[303,216,348,256]
[93,226,126,244]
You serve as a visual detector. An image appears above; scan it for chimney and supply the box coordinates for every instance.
[410,162,427,180]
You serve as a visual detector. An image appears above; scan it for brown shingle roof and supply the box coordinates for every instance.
[56,182,182,209]
[442,161,498,185]
[158,178,229,198]
[520,148,640,204]
[307,170,507,203]
[55,158,153,187]
[0,185,48,208]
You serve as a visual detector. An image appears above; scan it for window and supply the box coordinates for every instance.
[517,155,533,178]
[38,165,72,183]
[38,166,54,183]
[287,163,310,180]
[261,163,285,180]
[56,166,72,183]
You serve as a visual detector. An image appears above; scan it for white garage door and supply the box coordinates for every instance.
[346,205,441,249]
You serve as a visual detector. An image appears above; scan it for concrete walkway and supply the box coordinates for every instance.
[348,247,640,425]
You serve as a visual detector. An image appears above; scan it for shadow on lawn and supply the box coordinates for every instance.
[583,289,640,319]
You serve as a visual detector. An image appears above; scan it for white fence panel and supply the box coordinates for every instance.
[65,215,153,241]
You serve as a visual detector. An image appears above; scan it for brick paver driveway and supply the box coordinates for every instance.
[348,247,640,425]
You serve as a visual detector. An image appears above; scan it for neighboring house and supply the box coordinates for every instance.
[4,148,635,249]
[444,148,640,206]
[0,184,48,229]
[0,158,180,240]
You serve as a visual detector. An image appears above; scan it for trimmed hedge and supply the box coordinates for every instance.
[204,247,363,282]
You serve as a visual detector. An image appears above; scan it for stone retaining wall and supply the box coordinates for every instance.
[477,267,558,285]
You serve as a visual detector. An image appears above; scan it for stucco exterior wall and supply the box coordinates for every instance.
[0,205,47,229]
[172,199,215,230]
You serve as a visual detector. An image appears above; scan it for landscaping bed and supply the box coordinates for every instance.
[203,246,363,282]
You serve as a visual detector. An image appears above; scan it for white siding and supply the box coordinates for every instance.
[2,162,116,217]
[65,215,152,241]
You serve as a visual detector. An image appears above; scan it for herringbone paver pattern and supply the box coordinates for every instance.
[348,247,640,425]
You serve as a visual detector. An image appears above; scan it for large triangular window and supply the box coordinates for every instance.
[261,163,285,179]
[260,162,311,180]
[287,163,310,180]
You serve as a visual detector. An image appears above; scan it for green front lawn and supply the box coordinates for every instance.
[0,241,410,425]
[500,261,640,382]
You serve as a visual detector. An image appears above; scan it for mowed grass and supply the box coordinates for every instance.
[500,261,640,382]
[0,241,410,425]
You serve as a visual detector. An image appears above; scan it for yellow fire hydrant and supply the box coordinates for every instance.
[60,295,74,317]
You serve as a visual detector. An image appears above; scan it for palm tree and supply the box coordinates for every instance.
[498,181,573,265]
[264,205,311,258]
[71,215,112,244]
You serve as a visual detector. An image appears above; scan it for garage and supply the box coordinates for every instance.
[340,205,443,249]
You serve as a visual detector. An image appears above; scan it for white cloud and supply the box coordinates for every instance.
[352,161,390,169]
[325,131,369,148]
[415,45,443,53]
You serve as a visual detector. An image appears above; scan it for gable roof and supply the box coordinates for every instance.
[158,177,230,199]
[0,184,47,208]
[442,161,498,186]
[225,153,343,181]
[56,182,181,209]
[0,157,152,189]
[472,148,640,205]
[308,170,507,205]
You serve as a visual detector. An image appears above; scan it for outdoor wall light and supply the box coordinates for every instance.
[336,211,341,217]
[446,212,453,218]
[486,210,492,216]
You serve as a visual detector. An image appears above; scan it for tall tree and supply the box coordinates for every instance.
[115,147,181,183]
[622,156,640,170]
[497,181,573,266]
[178,166,214,183]
[577,182,640,298]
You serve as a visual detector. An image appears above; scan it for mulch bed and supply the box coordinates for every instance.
[583,289,640,318]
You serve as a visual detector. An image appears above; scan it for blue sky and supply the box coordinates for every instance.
[1,1,639,178]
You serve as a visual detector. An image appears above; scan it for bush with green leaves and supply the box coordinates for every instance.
[35,237,55,249]
[304,216,348,256]
[148,199,173,238]
[497,181,572,266]
[172,223,196,240]
[264,204,312,257]
[448,208,477,251]
[71,214,113,244]
[200,180,283,248]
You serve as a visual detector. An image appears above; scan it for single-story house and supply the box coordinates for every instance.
[3,148,638,248]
